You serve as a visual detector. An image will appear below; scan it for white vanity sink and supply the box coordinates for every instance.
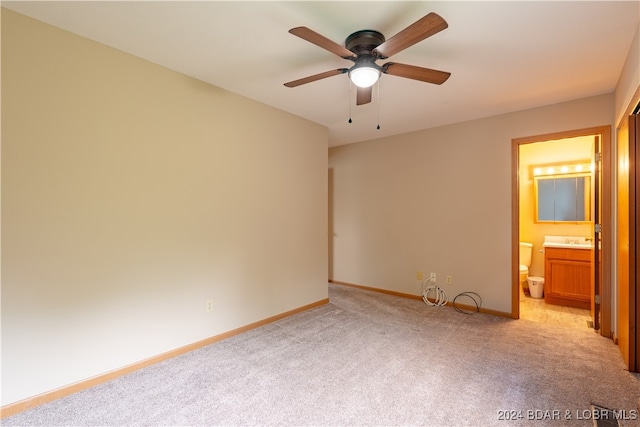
[542,235,594,249]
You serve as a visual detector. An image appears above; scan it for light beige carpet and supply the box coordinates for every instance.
[3,283,639,426]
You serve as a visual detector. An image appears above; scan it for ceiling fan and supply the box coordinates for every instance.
[284,12,451,106]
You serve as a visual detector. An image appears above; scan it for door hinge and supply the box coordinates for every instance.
[594,294,601,304]
[595,152,602,162]
[595,223,602,233]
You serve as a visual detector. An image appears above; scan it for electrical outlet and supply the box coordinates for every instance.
[416,271,423,280]
[429,272,436,281]
[446,275,453,285]
[206,299,214,313]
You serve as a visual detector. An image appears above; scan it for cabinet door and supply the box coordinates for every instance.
[545,248,591,309]
[548,261,591,301]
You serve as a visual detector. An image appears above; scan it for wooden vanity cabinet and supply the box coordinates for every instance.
[544,247,591,309]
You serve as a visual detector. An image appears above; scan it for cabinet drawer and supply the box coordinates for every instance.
[544,247,592,262]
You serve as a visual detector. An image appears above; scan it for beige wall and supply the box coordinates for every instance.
[614,26,639,126]
[1,9,328,405]
[329,94,613,314]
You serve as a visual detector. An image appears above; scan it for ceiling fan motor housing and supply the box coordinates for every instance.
[345,30,385,56]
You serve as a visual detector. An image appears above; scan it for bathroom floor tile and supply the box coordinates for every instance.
[520,294,592,331]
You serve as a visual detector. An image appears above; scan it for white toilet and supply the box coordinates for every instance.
[519,242,533,298]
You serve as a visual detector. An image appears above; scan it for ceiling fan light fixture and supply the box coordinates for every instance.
[349,66,380,88]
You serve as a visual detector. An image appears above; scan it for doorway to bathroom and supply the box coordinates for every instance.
[512,126,612,338]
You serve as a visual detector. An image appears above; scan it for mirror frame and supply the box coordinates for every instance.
[531,161,592,224]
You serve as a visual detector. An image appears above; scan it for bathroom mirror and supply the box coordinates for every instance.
[532,162,592,223]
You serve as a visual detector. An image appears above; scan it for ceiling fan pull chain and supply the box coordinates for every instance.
[376,81,381,130]
[348,80,353,123]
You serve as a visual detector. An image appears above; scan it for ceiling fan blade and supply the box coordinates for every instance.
[284,69,348,88]
[289,27,356,60]
[383,62,451,85]
[356,86,372,105]
[373,12,448,59]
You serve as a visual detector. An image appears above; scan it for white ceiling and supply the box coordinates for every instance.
[4,1,639,147]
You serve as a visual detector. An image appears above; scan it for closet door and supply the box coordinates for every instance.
[630,110,639,372]
[617,106,639,372]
